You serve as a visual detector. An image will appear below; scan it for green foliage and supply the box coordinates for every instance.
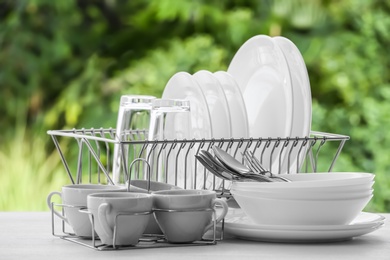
[0,0,389,211]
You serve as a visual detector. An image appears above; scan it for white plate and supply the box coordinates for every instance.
[163,71,212,140]
[227,35,293,172]
[273,36,312,174]
[193,70,232,138]
[162,72,212,188]
[224,208,385,243]
[213,71,249,139]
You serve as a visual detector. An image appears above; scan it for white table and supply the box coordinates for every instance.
[1,212,389,260]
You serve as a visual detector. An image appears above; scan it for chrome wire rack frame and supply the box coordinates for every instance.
[47,128,350,193]
[50,203,218,250]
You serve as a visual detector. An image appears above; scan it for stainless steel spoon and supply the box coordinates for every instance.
[212,145,251,174]
[211,146,290,183]
[198,150,274,182]
[195,154,237,181]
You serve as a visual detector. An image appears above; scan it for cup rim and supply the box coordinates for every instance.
[62,184,126,190]
[152,189,215,196]
[88,192,151,199]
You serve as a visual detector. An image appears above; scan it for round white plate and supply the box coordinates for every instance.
[162,72,212,189]
[163,71,212,140]
[227,35,293,172]
[273,36,312,174]
[214,71,249,139]
[193,70,232,138]
[225,223,384,243]
[224,208,385,243]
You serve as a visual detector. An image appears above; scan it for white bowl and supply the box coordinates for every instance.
[230,187,373,200]
[232,181,374,194]
[234,172,374,189]
[232,191,373,226]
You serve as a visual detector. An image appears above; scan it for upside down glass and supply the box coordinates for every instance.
[113,95,156,184]
[147,99,192,188]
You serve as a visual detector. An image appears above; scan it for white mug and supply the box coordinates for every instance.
[152,189,228,243]
[47,184,126,237]
[87,192,153,246]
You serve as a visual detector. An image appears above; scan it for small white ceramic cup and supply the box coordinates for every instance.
[87,192,153,246]
[152,189,228,243]
[128,180,182,235]
[46,184,126,237]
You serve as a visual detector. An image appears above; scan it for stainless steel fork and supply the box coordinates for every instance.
[242,151,291,182]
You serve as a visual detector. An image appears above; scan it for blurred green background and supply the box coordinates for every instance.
[0,0,389,211]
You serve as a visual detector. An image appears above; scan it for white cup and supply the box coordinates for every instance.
[47,184,126,237]
[152,189,228,243]
[87,192,153,246]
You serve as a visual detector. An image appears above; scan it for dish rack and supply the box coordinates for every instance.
[47,128,349,250]
[50,202,219,250]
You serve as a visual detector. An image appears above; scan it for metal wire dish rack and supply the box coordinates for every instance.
[47,128,350,250]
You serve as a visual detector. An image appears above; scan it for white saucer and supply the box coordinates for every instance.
[224,208,385,243]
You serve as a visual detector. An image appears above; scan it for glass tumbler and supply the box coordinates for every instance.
[147,99,191,188]
[112,95,156,184]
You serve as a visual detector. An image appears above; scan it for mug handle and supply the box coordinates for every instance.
[204,198,228,231]
[98,203,113,238]
[46,191,68,223]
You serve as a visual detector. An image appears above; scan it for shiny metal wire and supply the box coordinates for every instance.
[50,203,218,250]
[47,128,349,191]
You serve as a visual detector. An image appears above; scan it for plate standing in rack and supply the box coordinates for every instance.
[192,70,232,190]
[162,72,213,189]
[193,70,232,139]
[273,36,312,174]
[227,35,293,172]
[214,71,249,139]
[162,71,212,140]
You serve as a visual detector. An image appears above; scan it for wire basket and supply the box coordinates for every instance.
[47,128,349,193]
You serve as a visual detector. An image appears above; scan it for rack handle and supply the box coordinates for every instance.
[127,158,151,192]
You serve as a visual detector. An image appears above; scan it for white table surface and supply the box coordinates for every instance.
[0,212,389,260]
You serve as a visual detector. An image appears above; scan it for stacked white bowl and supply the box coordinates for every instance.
[230,172,374,226]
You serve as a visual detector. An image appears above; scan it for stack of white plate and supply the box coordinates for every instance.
[162,70,250,189]
[226,172,384,242]
[162,35,312,176]
[162,70,249,141]
[227,35,312,174]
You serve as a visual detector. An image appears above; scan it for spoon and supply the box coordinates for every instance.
[195,154,237,181]
[198,151,242,179]
[196,154,263,182]
[212,146,251,175]
[199,150,246,178]
[198,150,274,182]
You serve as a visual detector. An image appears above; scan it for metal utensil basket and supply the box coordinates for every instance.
[47,128,349,250]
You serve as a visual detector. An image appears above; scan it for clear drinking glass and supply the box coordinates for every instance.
[112,95,156,184]
[147,99,191,188]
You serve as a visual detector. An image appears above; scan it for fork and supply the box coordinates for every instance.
[242,151,291,182]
